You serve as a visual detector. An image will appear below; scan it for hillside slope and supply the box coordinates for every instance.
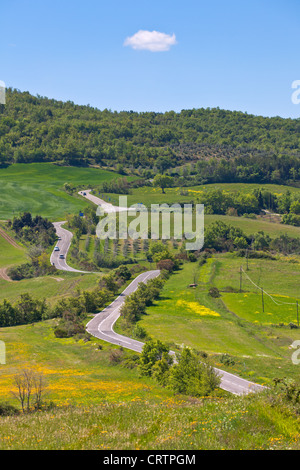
[1,89,300,185]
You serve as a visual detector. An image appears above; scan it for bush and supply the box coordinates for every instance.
[208,287,220,298]
[219,353,236,366]
[134,324,148,339]
[109,348,124,364]
[54,326,69,338]
[156,259,175,272]
[7,263,35,280]
[168,348,221,397]
[0,402,19,416]
[53,311,85,338]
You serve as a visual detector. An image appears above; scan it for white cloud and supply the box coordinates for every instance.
[124,30,177,52]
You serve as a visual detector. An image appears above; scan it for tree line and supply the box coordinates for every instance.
[6,212,57,280]
[202,220,300,254]
[0,264,133,329]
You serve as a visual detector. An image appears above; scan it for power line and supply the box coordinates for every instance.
[240,267,297,306]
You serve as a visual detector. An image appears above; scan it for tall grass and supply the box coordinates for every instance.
[1,391,300,450]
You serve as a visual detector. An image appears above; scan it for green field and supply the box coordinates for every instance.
[210,253,300,326]
[0,271,102,305]
[0,319,172,407]
[1,279,300,450]
[0,163,121,221]
[205,214,300,238]
[0,234,27,269]
[100,182,300,240]
[1,386,300,450]
[0,222,103,304]
[131,258,300,385]
[210,253,300,298]
[102,182,300,208]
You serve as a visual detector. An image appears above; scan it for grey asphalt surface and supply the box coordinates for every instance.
[78,189,128,212]
[50,191,265,396]
[50,221,91,273]
[86,270,160,352]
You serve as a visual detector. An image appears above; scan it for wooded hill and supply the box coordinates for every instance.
[1,88,300,184]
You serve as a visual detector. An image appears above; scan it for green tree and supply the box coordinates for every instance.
[168,348,220,397]
[153,174,173,193]
[290,200,300,215]
[139,339,171,377]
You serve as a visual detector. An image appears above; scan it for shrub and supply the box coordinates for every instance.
[156,259,175,272]
[109,348,124,364]
[54,326,69,338]
[208,287,220,298]
[53,311,85,338]
[219,353,236,366]
[0,402,19,416]
[168,348,221,397]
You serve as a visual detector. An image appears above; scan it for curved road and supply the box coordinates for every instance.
[78,189,128,212]
[50,221,91,273]
[51,190,265,396]
[86,270,160,352]
[86,269,265,395]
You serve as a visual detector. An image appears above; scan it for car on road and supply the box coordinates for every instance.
[54,246,60,251]
[59,254,64,259]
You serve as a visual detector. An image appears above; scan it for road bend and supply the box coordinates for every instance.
[51,191,265,396]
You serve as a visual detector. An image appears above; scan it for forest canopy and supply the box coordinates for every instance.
[1,88,300,185]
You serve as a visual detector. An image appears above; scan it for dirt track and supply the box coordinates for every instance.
[0,226,22,281]
[0,226,21,249]
[0,267,13,282]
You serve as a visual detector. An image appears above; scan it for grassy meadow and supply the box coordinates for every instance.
[100,182,300,240]
[0,319,173,407]
[2,390,300,450]
[0,300,299,450]
[0,271,101,305]
[1,275,300,450]
[101,182,300,208]
[0,232,27,269]
[0,163,121,221]
[132,258,300,386]
[0,220,101,303]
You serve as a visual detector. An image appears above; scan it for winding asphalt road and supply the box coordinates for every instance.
[86,269,265,395]
[86,270,160,352]
[78,189,128,213]
[50,221,91,273]
[50,190,265,396]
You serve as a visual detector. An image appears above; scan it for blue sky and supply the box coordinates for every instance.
[1,0,300,117]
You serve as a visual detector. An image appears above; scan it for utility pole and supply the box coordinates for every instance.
[261,287,264,313]
[297,301,299,327]
[240,266,242,293]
